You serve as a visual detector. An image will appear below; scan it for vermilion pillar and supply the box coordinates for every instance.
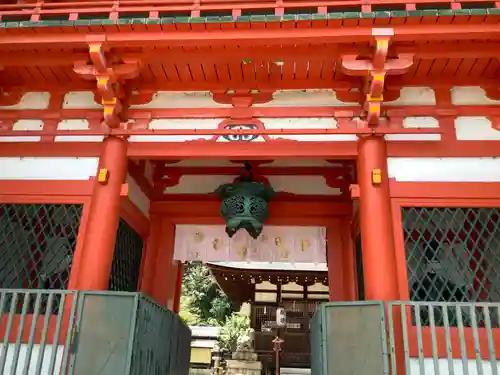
[357,135,399,300]
[76,136,128,290]
[172,262,184,313]
[151,220,176,307]
[326,222,344,301]
[139,214,162,295]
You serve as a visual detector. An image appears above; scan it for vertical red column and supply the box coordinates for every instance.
[151,220,176,307]
[340,219,357,301]
[76,136,128,290]
[357,135,399,300]
[172,262,184,313]
[139,214,162,295]
[326,222,344,301]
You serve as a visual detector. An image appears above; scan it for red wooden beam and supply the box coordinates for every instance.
[3,75,500,93]
[127,160,154,199]
[0,0,497,22]
[2,43,500,67]
[3,24,500,49]
[0,127,442,137]
[157,166,351,176]
[128,141,358,159]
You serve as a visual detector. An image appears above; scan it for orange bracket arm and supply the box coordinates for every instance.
[341,28,414,127]
[73,42,141,128]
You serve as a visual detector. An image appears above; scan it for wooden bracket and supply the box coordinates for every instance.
[350,184,360,200]
[340,28,414,127]
[73,42,141,127]
[212,90,275,119]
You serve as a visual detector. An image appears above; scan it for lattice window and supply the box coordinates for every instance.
[0,204,82,290]
[355,235,365,300]
[0,204,82,314]
[108,218,144,292]
[402,207,500,326]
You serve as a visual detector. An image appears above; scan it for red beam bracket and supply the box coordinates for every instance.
[341,28,414,127]
[73,42,141,127]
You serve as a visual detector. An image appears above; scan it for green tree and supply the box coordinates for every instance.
[180,262,234,326]
[219,312,251,352]
[178,295,200,325]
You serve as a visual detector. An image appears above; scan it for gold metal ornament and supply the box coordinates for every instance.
[301,239,310,252]
[194,231,205,243]
[212,238,223,250]
[237,246,248,260]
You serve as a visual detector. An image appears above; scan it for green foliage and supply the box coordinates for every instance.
[179,262,235,326]
[219,312,251,352]
[179,262,251,354]
[178,295,200,325]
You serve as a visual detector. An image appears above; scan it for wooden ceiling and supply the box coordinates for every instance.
[2,46,500,91]
[1,0,500,92]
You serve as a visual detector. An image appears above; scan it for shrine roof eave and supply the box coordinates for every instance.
[207,263,328,278]
[1,9,500,48]
[2,8,499,30]
[207,261,328,272]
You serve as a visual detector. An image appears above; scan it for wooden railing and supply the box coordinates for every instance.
[0,0,498,22]
[387,301,500,375]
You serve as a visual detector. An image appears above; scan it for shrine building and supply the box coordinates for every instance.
[1,0,500,374]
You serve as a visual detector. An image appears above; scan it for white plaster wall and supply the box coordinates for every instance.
[455,117,500,140]
[410,358,500,375]
[0,157,98,180]
[253,89,358,107]
[126,174,150,218]
[385,117,440,141]
[163,175,341,195]
[129,117,354,143]
[0,92,51,110]
[62,92,102,109]
[451,87,500,106]
[144,161,155,185]
[55,119,103,142]
[128,119,220,142]
[384,87,436,106]
[264,117,357,142]
[126,117,447,143]
[130,91,231,109]
[0,344,64,375]
[0,120,44,142]
[388,157,500,182]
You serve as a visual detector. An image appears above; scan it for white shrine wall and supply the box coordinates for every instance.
[0,88,500,374]
[0,156,148,217]
[0,157,99,180]
[126,174,150,217]
[0,87,496,142]
[1,87,500,186]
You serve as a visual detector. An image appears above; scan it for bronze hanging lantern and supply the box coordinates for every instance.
[215,163,275,239]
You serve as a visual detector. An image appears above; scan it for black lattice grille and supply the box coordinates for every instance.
[0,204,82,290]
[402,207,500,326]
[355,235,365,300]
[108,218,144,292]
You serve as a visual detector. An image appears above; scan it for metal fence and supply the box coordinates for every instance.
[0,289,191,375]
[388,301,500,375]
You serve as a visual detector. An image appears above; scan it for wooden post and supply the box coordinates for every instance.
[76,136,128,290]
[357,135,399,300]
[150,220,176,307]
[139,214,163,295]
[172,262,184,313]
